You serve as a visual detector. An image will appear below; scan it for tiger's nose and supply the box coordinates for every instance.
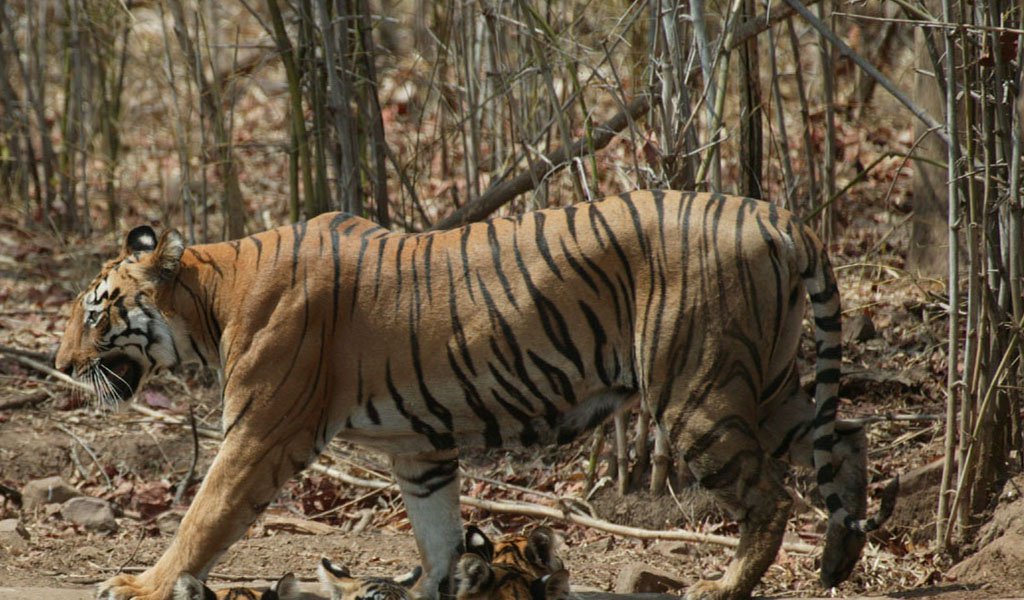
[54,355,74,377]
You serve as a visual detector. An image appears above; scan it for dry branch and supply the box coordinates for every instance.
[432,95,652,230]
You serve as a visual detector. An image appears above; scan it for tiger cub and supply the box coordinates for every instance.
[453,554,570,600]
[464,525,564,578]
[172,572,302,600]
[317,557,422,600]
[457,526,570,600]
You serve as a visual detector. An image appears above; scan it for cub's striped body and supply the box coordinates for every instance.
[56,191,895,600]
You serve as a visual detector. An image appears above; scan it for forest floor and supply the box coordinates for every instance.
[4,184,1024,600]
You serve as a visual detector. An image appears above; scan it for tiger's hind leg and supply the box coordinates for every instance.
[664,383,792,600]
[758,375,868,588]
[392,450,463,600]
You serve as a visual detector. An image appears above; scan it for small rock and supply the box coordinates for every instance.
[0,518,29,548]
[614,563,687,594]
[0,518,30,555]
[156,510,184,535]
[21,476,80,510]
[845,313,877,343]
[651,541,691,557]
[61,496,118,532]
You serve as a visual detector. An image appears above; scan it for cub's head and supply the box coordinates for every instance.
[317,557,422,600]
[55,225,185,404]
[172,572,302,600]
[453,553,570,600]
[464,525,565,578]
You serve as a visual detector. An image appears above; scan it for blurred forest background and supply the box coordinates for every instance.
[1,0,1023,591]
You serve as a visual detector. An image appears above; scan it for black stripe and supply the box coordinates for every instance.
[386,362,454,450]
[532,212,564,280]
[817,345,842,360]
[511,234,584,375]
[248,235,263,268]
[487,221,519,309]
[578,301,611,386]
[446,346,501,447]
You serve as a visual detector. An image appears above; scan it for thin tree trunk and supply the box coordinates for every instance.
[167,0,246,238]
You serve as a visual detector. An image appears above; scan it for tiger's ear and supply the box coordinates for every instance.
[124,225,158,254]
[148,229,185,280]
[465,525,494,562]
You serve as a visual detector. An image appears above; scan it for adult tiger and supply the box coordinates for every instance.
[55,191,896,600]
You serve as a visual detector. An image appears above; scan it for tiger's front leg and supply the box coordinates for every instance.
[392,450,464,600]
[97,421,316,599]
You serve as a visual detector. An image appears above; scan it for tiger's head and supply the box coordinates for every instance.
[453,553,570,600]
[464,525,564,578]
[55,225,186,404]
[172,572,303,600]
[317,557,422,600]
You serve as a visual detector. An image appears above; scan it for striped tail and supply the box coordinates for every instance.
[801,234,899,533]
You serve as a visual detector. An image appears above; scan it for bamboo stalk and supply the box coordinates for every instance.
[937,0,961,548]
[266,0,318,221]
[786,18,817,214]
[356,0,392,228]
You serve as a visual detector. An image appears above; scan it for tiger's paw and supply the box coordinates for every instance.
[684,579,745,600]
[820,522,866,589]
[96,573,168,600]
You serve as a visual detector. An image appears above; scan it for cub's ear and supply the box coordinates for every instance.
[532,570,570,600]
[125,225,158,254]
[396,565,423,588]
[149,229,185,280]
[464,525,494,562]
[268,572,301,600]
[172,573,216,600]
[454,553,493,598]
[527,526,562,571]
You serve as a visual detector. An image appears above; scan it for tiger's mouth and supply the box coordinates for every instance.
[96,354,143,401]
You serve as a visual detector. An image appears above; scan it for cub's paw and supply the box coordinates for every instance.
[96,574,167,600]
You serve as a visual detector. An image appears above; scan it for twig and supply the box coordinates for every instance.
[852,413,944,425]
[173,404,201,506]
[0,390,50,410]
[0,343,54,363]
[56,423,114,491]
